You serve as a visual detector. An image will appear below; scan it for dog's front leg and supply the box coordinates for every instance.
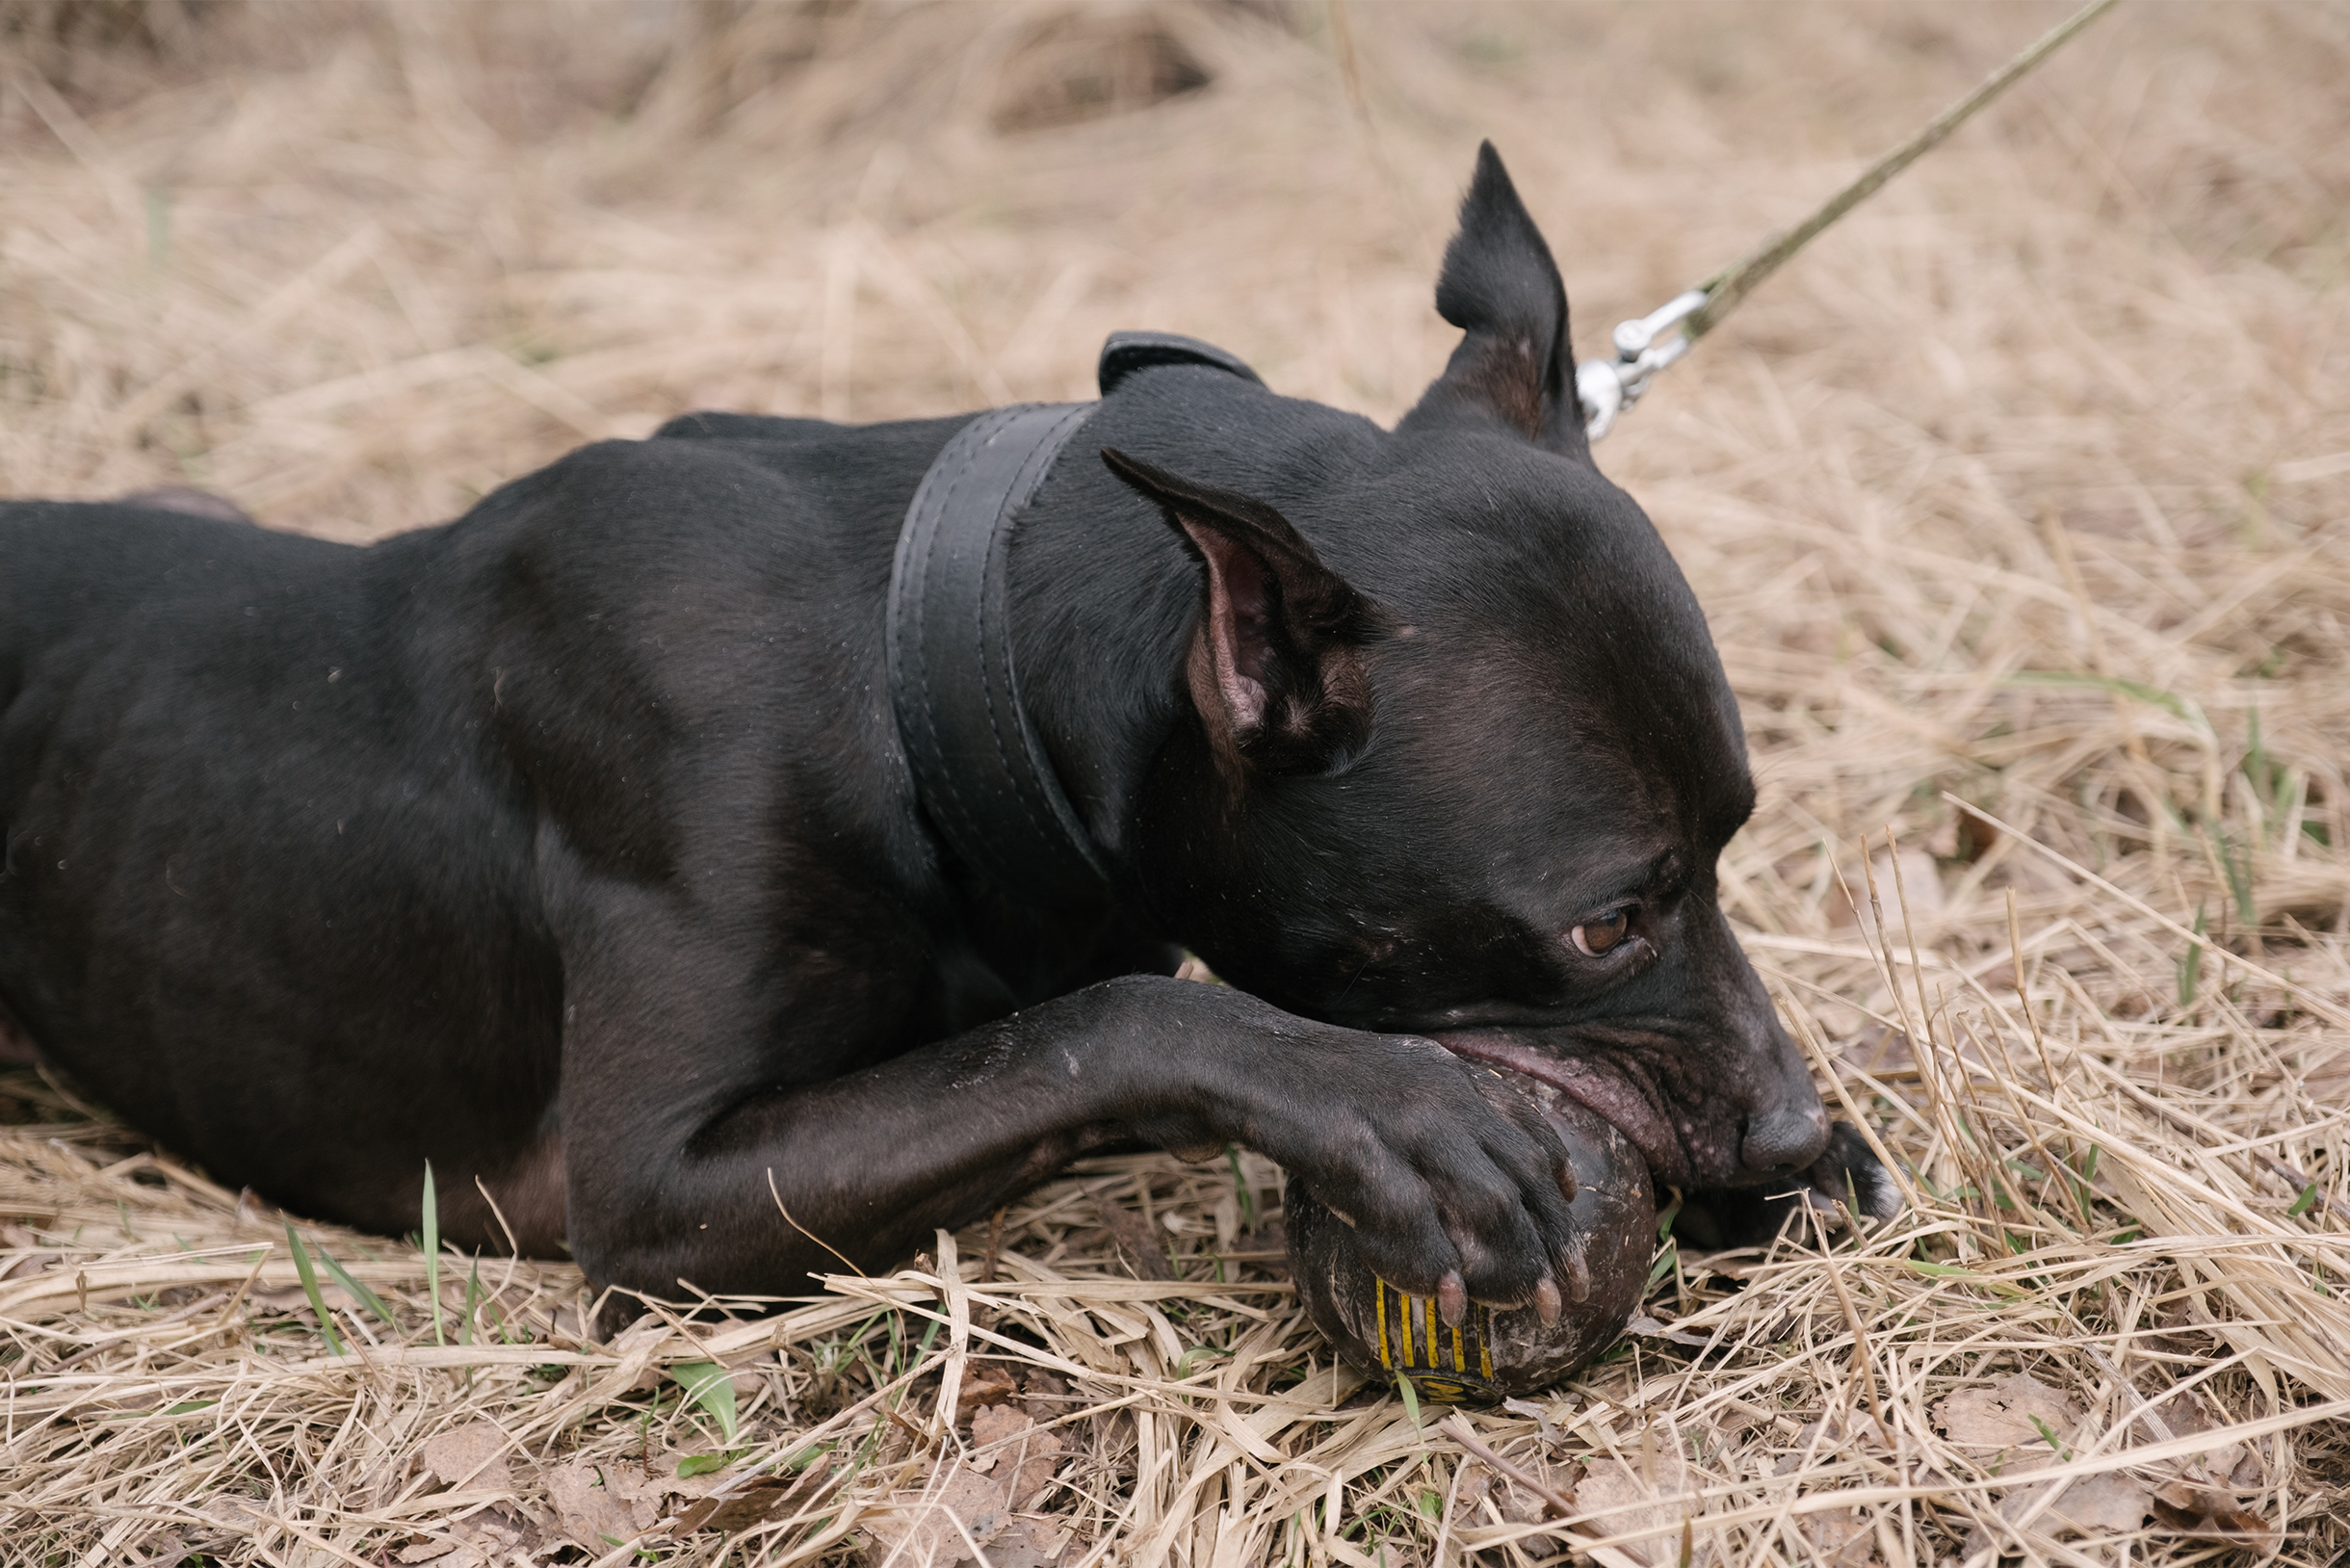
[561,974,1584,1324]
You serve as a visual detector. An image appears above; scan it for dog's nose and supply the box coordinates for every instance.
[1741,1105,1831,1172]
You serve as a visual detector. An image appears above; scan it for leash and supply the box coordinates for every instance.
[894,0,2121,898]
[1576,0,2123,440]
[887,332,1261,907]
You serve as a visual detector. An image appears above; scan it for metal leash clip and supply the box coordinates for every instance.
[1574,288,1709,442]
[1565,0,2119,443]
[1372,1276,1505,1404]
[1579,287,1710,441]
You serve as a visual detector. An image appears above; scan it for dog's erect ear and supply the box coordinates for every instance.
[1399,142,1586,459]
[1102,448,1374,778]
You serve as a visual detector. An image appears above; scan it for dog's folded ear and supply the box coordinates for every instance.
[1400,141,1587,460]
[1101,448,1374,779]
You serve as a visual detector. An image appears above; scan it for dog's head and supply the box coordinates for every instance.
[1110,144,1830,1192]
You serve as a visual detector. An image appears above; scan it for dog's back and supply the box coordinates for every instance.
[0,423,1054,1247]
[1,500,345,705]
[0,492,550,1233]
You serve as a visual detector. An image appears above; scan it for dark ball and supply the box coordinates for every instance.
[1286,1070,1654,1401]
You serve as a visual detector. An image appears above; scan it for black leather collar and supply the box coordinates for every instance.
[886,332,1261,907]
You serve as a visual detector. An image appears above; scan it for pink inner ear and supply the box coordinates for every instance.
[1180,516,1274,729]
[1219,542,1273,683]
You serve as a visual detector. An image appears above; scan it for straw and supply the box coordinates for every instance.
[5,3,2347,1562]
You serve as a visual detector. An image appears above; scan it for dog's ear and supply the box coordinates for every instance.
[1102,448,1373,778]
[1399,142,1586,459]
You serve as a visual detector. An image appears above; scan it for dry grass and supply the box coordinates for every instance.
[5,1,2350,1563]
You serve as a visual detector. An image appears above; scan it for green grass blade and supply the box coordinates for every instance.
[2027,1413,2073,1460]
[1395,1372,1423,1439]
[2004,669,2195,722]
[2178,902,2207,1007]
[1893,1258,2028,1296]
[1655,1188,1684,1241]
[1644,1239,1679,1296]
[667,1361,739,1444]
[461,1256,482,1346]
[2215,830,2256,923]
[285,1223,345,1356]
[422,1161,444,1346]
[314,1243,398,1327]
[1176,1344,1228,1377]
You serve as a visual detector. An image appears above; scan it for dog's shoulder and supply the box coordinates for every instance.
[646,408,973,475]
[455,414,974,578]
[1,496,336,585]
[650,410,834,445]
[1,499,346,683]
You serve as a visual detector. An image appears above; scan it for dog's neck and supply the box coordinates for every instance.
[888,403,1110,908]
[1005,368,1381,901]
[1002,436,1196,891]
[890,335,1286,915]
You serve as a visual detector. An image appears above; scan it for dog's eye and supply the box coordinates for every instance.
[1570,908,1633,958]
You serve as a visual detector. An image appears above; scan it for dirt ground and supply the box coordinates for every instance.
[5,2,2349,1564]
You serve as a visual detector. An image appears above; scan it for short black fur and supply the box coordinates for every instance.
[0,144,1893,1326]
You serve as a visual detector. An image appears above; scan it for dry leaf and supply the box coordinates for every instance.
[862,1424,1071,1568]
[1933,1372,2083,1465]
[2227,1444,2267,1491]
[971,1404,1066,1508]
[863,1464,1016,1567]
[2125,1390,2271,1491]
[2041,1473,2153,1534]
[957,1362,1019,1413]
[1021,1367,1070,1424]
[1456,1456,1573,1527]
[674,1470,819,1534]
[1800,1507,1876,1567]
[396,1547,483,1568]
[1492,1471,1559,1527]
[1977,1471,2152,1542]
[2150,1480,2278,1551]
[405,1507,539,1568]
[1771,1413,1884,1477]
[1575,1450,1709,1568]
[546,1459,663,1553]
[1945,1380,2276,1555]
[2125,1389,2225,1446]
[977,1516,1067,1568]
[1093,1196,1173,1280]
[1456,1461,1494,1514]
[420,1423,514,1494]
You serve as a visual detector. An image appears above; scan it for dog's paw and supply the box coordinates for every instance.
[1670,1121,1901,1249]
[1167,1026,1583,1312]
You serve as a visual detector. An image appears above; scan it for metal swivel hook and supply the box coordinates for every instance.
[1573,289,1707,442]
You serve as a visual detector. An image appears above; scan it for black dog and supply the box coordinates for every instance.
[1,144,1892,1328]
